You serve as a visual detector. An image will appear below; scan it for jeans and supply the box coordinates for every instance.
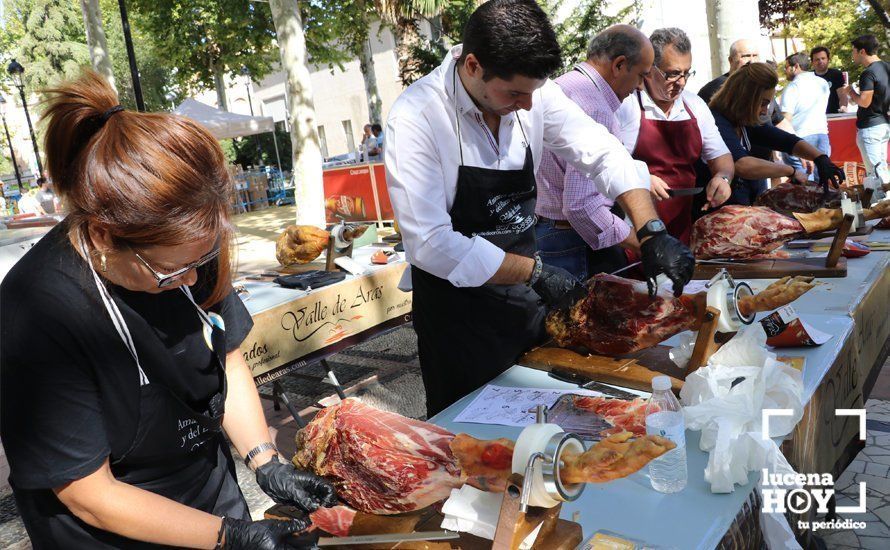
[856,123,890,184]
[535,219,627,281]
[535,220,589,280]
[782,133,831,181]
[729,179,769,206]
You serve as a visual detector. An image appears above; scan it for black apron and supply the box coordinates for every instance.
[412,67,545,417]
[19,239,250,549]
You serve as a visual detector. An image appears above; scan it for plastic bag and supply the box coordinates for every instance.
[680,326,804,492]
[679,326,804,549]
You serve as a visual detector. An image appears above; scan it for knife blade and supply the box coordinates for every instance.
[667,187,704,197]
[548,367,641,400]
[317,530,459,546]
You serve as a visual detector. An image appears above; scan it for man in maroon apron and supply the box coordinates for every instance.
[616,28,735,244]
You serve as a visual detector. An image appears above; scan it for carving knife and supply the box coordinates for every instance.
[315,530,460,546]
[666,187,704,197]
[548,367,640,400]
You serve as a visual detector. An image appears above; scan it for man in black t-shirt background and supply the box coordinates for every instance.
[811,46,846,114]
[841,34,890,184]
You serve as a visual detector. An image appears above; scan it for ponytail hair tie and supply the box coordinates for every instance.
[100,105,125,124]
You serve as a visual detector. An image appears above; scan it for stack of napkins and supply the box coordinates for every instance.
[440,485,542,548]
[440,485,502,539]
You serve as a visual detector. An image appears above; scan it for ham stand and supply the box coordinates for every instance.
[492,406,584,549]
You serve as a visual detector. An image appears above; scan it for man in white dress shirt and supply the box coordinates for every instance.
[384,0,694,415]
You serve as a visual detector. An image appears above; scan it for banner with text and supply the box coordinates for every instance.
[241,263,412,383]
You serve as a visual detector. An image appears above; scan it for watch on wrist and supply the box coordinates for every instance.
[720,175,730,184]
[636,219,666,243]
[528,252,543,287]
[245,442,278,467]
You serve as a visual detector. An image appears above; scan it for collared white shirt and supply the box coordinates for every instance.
[616,88,730,162]
[384,45,649,288]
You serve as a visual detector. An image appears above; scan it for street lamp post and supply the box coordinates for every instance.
[240,67,264,166]
[118,0,145,111]
[0,96,23,188]
[6,59,43,176]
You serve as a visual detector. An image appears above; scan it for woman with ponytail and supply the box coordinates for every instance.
[0,71,335,549]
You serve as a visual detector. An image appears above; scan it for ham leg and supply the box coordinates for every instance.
[546,273,815,355]
[294,399,671,515]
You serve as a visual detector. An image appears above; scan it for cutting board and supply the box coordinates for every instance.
[809,223,874,239]
[265,505,457,549]
[517,346,684,393]
[693,256,847,279]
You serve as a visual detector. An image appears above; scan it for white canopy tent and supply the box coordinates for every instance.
[174,98,282,169]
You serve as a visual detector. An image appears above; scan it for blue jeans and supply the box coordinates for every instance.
[534,219,627,281]
[856,123,890,184]
[782,133,831,181]
[535,220,589,280]
[730,179,769,206]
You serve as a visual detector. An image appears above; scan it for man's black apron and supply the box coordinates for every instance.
[18,239,250,549]
[412,69,545,417]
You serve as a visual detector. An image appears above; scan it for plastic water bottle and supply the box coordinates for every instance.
[645,375,688,493]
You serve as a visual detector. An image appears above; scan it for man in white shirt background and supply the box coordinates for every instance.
[616,27,733,244]
[384,0,694,415]
[781,52,831,180]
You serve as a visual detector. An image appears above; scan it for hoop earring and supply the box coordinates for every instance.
[100,252,108,272]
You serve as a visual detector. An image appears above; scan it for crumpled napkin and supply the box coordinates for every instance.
[679,325,804,493]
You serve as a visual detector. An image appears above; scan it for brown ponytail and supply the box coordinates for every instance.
[42,70,234,307]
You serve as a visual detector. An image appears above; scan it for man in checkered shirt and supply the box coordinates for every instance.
[535,25,655,279]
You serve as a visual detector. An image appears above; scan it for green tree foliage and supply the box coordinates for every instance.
[4,0,91,90]
[97,0,175,112]
[230,122,292,171]
[758,0,820,32]
[551,0,640,72]
[790,0,884,82]
[400,0,631,84]
[128,0,278,103]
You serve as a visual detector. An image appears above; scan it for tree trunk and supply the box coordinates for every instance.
[211,62,229,112]
[268,0,325,227]
[358,30,383,124]
[866,0,890,46]
[428,15,447,50]
[392,16,424,84]
[80,0,116,90]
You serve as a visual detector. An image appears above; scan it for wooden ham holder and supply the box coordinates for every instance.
[693,214,854,280]
[490,473,582,550]
[264,474,583,549]
[518,307,723,395]
[324,222,356,272]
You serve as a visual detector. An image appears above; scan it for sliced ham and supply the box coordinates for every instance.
[309,506,357,537]
[294,398,462,514]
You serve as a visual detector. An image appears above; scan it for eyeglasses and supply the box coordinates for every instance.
[135,247,221,288]
[654,66,696,83]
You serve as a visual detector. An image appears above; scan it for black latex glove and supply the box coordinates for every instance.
[814,154,846,194]
[256,456,338,513]
[222,517,314,550]
[531,263,587,311]
[640,232,695,297]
